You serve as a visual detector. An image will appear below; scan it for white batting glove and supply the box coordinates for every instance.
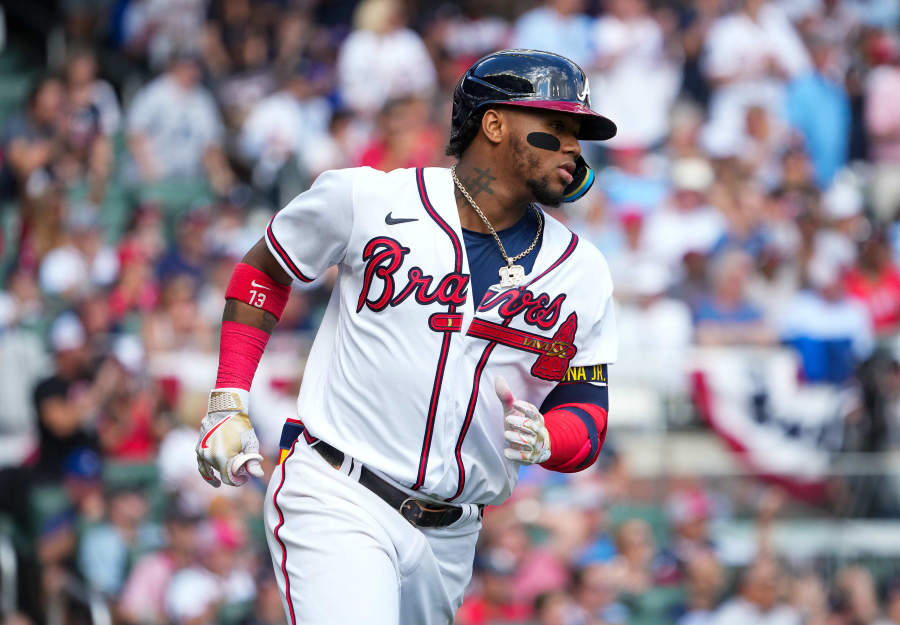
[195,388,264,487]
[495,377,551,464]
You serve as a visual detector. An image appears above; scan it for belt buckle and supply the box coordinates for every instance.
[399,497,426,527]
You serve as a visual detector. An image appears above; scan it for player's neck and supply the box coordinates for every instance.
[452,158,530,233]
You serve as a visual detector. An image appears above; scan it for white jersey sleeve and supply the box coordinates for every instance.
[571,251,618,366]
[265,168,356,282]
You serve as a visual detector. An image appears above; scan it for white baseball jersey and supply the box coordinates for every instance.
[265,166,617,505]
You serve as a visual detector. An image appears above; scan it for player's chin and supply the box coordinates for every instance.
[527,177,565,207]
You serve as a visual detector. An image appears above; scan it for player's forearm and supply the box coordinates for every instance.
[538,380,609,473]
[540,403,608,473]
[216,239,293,390]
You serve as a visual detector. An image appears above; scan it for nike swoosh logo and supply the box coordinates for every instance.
[385,212,418,225]
[250,280,271,290]
[201,415,231,449]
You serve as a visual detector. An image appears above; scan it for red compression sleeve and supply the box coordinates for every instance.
[216,263,290,390]
[540,403,608,473]
[225,263,291,320]
[215,321,270,390]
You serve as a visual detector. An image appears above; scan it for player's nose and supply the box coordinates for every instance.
[561,133,580,159]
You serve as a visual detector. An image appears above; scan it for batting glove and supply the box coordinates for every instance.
[195,388,264,487]
[495,377,551,464]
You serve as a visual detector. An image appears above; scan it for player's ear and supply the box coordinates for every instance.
[480,109,504,146]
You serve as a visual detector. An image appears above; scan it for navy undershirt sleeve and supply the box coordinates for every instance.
[462,207,543,305]
[540,382,609,414]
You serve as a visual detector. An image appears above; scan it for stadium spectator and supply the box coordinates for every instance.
[38,212,118,300]
[2,75,66,201]
[590,0,681,151]
[0,265,44,330]
[429,2,511,68]
[734,104,790,190]
[701,0,810,158]
[239,64,333,188]
[336,0,436,118]
[874,577,900,625]
[164,518,256,625]
[675,0,719,107]
[120,0,208,70]
[605,209,656,299]
[456,549,532,625]
[62,47,119,136]
[864,31,900,221]
[29,313,102,483]
[156,211,213,285]
[0,267,47,467]
[598,147,670,216]
[357,96,442,171]
[61,47,117,199]
[126,53,234,193]
[118,504,202,625]
[571,562,629,624]
[834,566,881,625]
[666,100,707,161]
[785,35,851,188]
[844,229,900,335]
[675,552,725,625]
[694,249,776,346]
[142,273,215,353]
[709,557,801,625]
[615,261,694,394]
[711,181,771,259]
[605,518,675,596]
[815,172,866,270]
[792,0,860,47]
[664,485,717,574]
[788,571,830,625]
[77,486,161,596]
[511,0,594,69]
[779,254,874,384]
[108,240,159,322]
[643,157,725,273]
[746,242,802,328]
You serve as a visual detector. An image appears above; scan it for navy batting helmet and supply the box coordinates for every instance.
[448,49,616,202]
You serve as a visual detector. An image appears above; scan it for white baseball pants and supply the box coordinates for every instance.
[264,437,482,625]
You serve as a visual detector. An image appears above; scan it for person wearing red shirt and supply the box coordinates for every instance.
[843,232,900,335]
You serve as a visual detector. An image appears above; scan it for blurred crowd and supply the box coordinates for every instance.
[1,0,900,623]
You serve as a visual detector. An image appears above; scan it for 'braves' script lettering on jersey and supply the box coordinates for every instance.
[477,288,566,330]
[357,237,470,313]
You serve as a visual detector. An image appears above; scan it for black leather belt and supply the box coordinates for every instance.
[281,423,481,528]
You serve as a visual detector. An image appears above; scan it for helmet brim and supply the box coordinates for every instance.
[501,100,617,141]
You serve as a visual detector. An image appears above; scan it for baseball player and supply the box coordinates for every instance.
[196,49,618,625]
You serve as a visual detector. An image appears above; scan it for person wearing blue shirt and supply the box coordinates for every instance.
[694,250,776,346]
[785,37,850,188]
[512,0,595,69]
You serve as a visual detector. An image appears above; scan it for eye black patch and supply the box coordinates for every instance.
[526,132,561,151]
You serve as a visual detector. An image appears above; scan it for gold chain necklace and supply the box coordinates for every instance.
[451,165,543,288]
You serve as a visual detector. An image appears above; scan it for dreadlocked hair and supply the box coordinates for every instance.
[445,109,486,158]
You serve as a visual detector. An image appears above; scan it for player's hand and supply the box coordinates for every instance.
[195,388,264,487]
[495,377,551,464]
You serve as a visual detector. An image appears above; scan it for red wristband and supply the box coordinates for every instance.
[215,321,271,390]
[541,403,608,473]
[225,263,291,320]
